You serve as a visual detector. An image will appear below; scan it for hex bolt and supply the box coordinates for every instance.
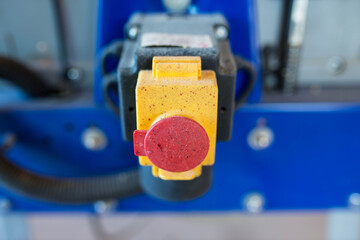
[1,132,17,151]
[326,56,346,76]
[66,67,83,82]
[248,126,274,150]
[127,26,140,40]
[94,200,116,214]
[215,25,229,41]
[36,41,49,53]
[0,199,11,214]
[82,127,108,151]
[348,193,360,208]
[162,0,191,13]
[243,193,265,213]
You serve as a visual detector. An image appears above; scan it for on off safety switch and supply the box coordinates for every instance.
[133,56,218,184]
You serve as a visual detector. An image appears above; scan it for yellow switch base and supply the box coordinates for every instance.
[135,56,218,180]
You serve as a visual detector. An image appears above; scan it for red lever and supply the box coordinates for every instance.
[133,116,209,172]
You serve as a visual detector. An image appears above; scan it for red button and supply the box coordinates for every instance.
[133,116,209,172]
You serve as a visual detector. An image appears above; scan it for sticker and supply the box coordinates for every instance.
[141,33,213,48]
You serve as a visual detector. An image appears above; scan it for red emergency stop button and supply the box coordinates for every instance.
[134,116,209,172]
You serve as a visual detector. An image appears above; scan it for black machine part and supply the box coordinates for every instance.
[112,14,256,202]
[0,56,60,97]
[262,0,308,95]
[0,14,256,204]
[0,153,141,204]
[140,166,212,201]
[0,58,142,204]
[0,136,142,204]
[117,14,238,142]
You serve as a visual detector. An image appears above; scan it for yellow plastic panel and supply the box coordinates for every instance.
[135,56,218,180]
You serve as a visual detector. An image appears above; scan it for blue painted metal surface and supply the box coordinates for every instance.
[94,0,262,105]
[0,0,359,212]
[0,100,360,211]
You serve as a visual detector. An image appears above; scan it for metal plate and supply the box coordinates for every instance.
[0,100,360,211]
[257,0,360,87]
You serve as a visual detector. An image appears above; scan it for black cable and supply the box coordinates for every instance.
[100,41,123,76]
[0,149,142,204]
[99,41,123,115]
[0,44,140,204]
[51,0,70,76]
[234,55,256,110]
[102,73,120,116]
[0,56,60,97]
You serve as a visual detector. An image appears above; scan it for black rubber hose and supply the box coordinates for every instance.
[102,73,120,116]
[0,56,60,97]
[234,55,257,110]
[0,152,142,204]
[99,41,123,116]
[0,53,141,204]
[100,41,123,76]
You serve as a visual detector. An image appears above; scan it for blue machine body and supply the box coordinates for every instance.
[0,0,358,212]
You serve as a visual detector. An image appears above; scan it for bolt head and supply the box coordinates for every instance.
[94,201,116,214]
[327,56,346,75]
[82,127,108,151]
[349,193,360,208]
[128,26,140,40]
[66,67,83,82]
[36,41,49,53]
[243,193,265,213]
[248,126,274,150]
[0,199,11,213]
[162,0,191,13]
[215,25,229,41]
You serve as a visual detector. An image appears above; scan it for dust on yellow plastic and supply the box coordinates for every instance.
[135,56,218,180]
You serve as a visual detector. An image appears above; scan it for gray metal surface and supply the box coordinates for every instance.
[258,0,360,87]
[0,0,96,87]
[0,199,28,240]
[326,210,360,240]
[25,212,326,240]
[1,0,359,89]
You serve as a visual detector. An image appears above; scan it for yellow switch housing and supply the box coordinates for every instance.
[135,56,218,180]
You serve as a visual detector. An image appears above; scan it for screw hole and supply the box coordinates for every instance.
[220,107,227,113]
[128,107,134,112]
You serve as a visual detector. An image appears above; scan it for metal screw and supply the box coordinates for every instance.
[243,193,265,213]
[327,56,346,76]
[1,132,17,152]
[94,200,116,214]
[0,199,11,213]
[36,41,49,53]
[215,25,229,41]
[66,67,83,82]
[265,75,277,89]
[162,0,191,13]
[348,193,360,208]
[82,127,108,151]
[248,126,274,150]
[128,26,140,40]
